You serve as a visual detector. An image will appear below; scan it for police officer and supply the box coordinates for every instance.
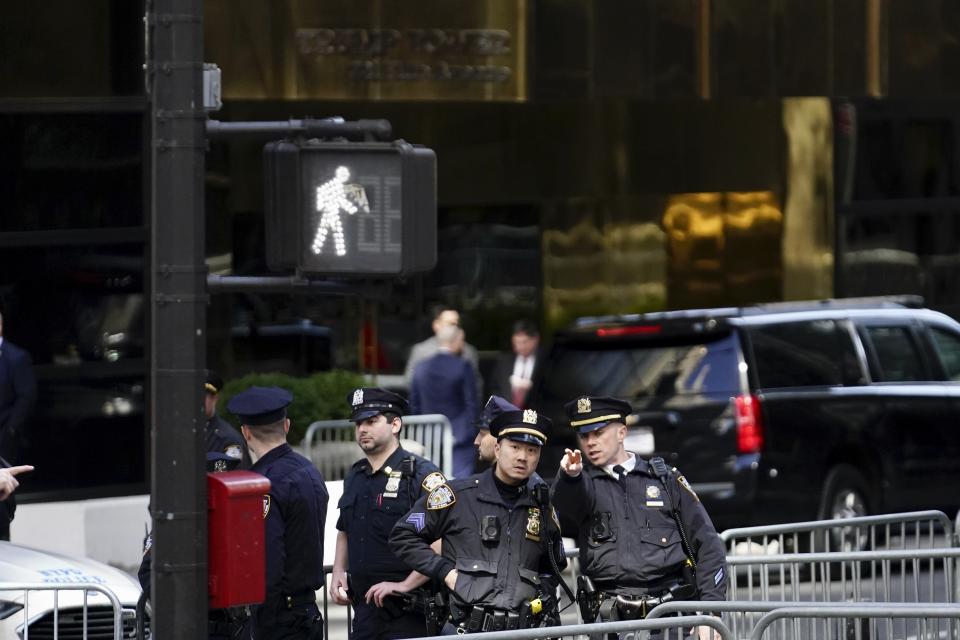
[228,386,328,640]
[331,387,447,639]
[390,408,566,634]
[473,395,519,467]
[205,371,250,468]
[137,452,247,639]
[554,396,727,639]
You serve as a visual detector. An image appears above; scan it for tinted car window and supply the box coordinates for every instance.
[747,320,859,388]
[863,326,926,382]
[539,332,742,401]
[930,327,960,382]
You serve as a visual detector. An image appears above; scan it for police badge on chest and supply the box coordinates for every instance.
[525,507,541,542]
[384,470,402,498]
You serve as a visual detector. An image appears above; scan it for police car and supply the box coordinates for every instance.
[0,541,143,638]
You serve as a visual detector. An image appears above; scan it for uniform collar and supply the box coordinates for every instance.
[252,442,292,470]
[586,452,652,479]
[353,444,407,476]
[477,467,536,507]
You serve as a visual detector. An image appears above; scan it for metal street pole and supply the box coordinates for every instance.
[148,0,207,636]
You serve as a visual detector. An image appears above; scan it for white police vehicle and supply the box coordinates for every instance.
[0,541,143,639]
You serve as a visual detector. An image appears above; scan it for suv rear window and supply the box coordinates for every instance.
[930,327,960,381]
[540,332,743,401]
[862,326,926,382]
[746,319,860,389]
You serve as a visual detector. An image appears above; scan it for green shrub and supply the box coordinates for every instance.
[219,370,366,444]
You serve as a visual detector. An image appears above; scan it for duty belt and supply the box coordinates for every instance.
[598,592,670,621]
[455,602,548,634]
[276,590,317,609]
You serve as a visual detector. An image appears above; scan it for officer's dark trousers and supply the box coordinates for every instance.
[247,602,322,640]
[351,600,427,640]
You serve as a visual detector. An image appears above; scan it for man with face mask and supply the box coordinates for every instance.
[554,396,727,640]
[331,387,446,640]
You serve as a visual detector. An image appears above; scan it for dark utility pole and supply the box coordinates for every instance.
[148,0,207,637]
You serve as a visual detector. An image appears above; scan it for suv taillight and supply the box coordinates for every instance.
[735,394,764,453]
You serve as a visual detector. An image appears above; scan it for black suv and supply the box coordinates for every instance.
[534,297,960,531]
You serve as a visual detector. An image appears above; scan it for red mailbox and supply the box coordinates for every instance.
[208,470,271,608]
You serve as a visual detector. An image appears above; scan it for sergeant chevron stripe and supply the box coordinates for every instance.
[406,512,426,532]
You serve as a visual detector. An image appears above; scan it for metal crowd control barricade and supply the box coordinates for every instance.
[0,582,125,640]
[649,601,960,640]
[411,615,734,640]
[720,510,956,556]
[302,414,453,480]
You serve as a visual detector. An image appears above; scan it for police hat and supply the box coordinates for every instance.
[564,396,632,434]
[348,387,409,422]
[476,395,519,432]
[205,370,224,395]
[488,409,551,447]
[206,451,241,473]
[227,386,293,426]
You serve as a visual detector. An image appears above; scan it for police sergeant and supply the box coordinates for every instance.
[554,396,727,639]
[227,386,328,640]
[390,408,566,634]
[331,388,447,640]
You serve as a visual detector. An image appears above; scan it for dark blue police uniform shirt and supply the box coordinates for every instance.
[336,446,444,590]
[252,443,329,597]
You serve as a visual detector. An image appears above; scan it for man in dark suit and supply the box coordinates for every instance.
[0,310,37,540]
[490,319,542,409]
[409,325,479,478]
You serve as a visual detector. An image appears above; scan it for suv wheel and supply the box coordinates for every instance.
[818,464,871,552]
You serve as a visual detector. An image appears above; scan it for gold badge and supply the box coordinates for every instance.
[525,507,541,541]
[646,485,661,499]
[422,471,446,493]
[577,397,591,414]
[523,409,538,425]
[262,495,271,518]
[426,484,456,510]
[385,471,401,494]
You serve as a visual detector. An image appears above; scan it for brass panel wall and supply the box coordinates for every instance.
[205,0,527,101]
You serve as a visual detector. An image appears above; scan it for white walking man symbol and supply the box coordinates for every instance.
[311,166,370,256]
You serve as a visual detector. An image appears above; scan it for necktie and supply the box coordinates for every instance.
[613,464,627,488]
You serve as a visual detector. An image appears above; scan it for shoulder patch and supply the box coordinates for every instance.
[676,474,699,501]
[426,484,456,510]
[142,534,152,556]
[263,494,272,518]
[422,471,446,493]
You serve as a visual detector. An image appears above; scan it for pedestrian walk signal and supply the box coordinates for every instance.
[264,139,436,276]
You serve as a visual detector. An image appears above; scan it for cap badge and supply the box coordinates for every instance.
[578,397,591,414]
[352,389,364,406]
[213,459,228,473]
[522,409,538,425]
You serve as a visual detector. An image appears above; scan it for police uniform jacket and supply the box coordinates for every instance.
[390,468,565,613]
[337,446,445,594]
[252,443,329,598]
[205,413,251,469]
[553,454,727,601]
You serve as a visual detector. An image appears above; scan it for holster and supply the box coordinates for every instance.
[576,575,601,623]
[423,591,448,636]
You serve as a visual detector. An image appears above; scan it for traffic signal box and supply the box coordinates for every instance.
[264,139,437,276]
[208,471,272,608]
